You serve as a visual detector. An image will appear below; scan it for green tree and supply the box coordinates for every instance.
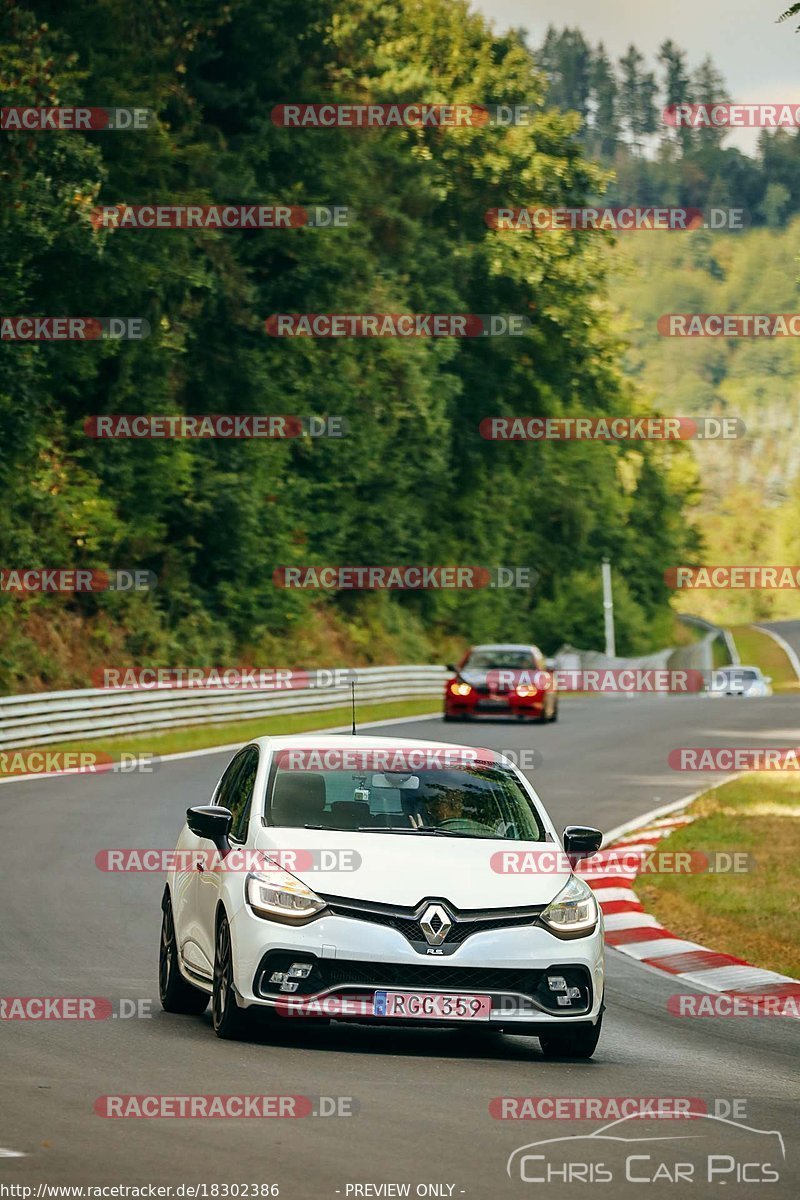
[658,39,694,155]
[0,0,701,689]
[618,45,658,153]
[589,43,619,158]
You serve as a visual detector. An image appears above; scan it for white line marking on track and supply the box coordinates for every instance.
[602,912,661,931]
[0,711,443,786]
[754,624,800,680]
[620,938,703,959]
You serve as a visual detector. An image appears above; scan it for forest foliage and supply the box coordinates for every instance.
[1,1,714,690]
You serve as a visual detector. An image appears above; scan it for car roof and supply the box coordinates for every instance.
[247,732,488,753]
[244,732,521,770]
[467,643,537,652]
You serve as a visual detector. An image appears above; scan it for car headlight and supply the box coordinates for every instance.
[540,875,598,939]
[515,684,538,697]
[245,869,327,923]
[450,682,472,696]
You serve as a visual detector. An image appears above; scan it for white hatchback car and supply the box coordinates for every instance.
[706,666,773,697]
[159,734,605,1057]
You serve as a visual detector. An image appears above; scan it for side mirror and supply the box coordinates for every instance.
[187,805,232,854]
[563,825,603,861]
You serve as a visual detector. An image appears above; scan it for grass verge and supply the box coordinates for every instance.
[636,774,800,978]
[1,697,441,771]
[729,625,799,692]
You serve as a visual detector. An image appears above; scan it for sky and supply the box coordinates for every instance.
[473,0,800,151]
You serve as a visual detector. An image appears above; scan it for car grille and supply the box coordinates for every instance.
[322,959,542,994]
[254,952,593,1014]
[320,895,544,951]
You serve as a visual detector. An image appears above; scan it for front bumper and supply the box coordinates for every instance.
[444,692,545,719]
[229,906,604,1027]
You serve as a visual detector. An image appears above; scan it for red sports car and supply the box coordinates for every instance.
[443,643,558,722]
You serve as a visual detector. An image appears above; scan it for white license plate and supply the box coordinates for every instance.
[372,990,492,1020]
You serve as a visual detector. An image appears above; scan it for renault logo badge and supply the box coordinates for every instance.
[419,903,452,947]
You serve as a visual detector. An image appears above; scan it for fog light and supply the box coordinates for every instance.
[547,975,567,992]
[556,995,572,1007]
[287,962,314,979]
[280,980,299,993]
[568,986,581,1000]
[269,971,288,984]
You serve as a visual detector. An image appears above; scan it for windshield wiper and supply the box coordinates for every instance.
[356,825,497,839]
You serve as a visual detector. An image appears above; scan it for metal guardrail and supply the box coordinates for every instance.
[678,614,739,668]
[0,666,449,750]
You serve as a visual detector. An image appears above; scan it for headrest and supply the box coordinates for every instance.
[328,800,371,829]
[270,772,326,827]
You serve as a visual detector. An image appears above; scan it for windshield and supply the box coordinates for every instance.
[265,763,545,841]
[713,669,759,685]
[464,649,536,671]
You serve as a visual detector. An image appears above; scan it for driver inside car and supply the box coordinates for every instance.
[424,790,474,827]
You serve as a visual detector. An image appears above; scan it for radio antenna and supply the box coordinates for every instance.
[351,678,357,735]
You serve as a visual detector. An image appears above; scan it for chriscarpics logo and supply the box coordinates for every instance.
[506,1113,786,1185]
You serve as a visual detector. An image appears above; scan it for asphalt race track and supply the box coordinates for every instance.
[1,691,799,1197]
[758,620,800,664]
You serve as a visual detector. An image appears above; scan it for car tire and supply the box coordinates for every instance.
[212,912,250,1040]
[159,892,209,1015]
[538,1015,602,1060]
[549,700,559,723]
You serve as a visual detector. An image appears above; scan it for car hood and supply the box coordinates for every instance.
[253,826,569,908]
[454,669,506,690]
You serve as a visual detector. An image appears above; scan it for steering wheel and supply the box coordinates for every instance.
[436,817,498,835]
